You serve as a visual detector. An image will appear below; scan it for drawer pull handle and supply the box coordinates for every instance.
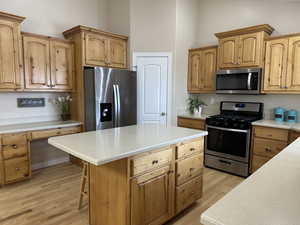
[219,159,231,165]
[12,144,18,149]
[265,148,272,152]
[190,168,195,172]
[190,148,195,151]
[152,160,159,165]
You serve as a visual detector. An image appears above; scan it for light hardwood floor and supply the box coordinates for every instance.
[0,163,243,225]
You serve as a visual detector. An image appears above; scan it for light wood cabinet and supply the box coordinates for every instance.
[215,24,274,69]
[131,166,173,225]
[250,126,288,173]
[177,117,206,130]
[84,30,127,68]
[0,12,25,91]
[23,33,74,91]
[263,34,300,93]
[0,125,81,186]
[188,46,217,93]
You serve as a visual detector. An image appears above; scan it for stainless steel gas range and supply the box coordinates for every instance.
[204,101,263,177]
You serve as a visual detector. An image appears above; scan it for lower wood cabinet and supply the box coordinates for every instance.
[131,166,174,225]
[0,125,81,186]
[177,117,206,130]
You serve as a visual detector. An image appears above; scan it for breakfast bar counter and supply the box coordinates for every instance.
[49,124,207,225]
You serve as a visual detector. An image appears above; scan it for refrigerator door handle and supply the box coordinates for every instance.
[116,84,121,127]
[113,85,119,127]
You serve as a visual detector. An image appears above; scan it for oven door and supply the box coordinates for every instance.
[205,125,251,163]
[216,68,261,94]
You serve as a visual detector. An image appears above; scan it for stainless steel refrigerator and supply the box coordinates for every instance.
[84,67,137,131]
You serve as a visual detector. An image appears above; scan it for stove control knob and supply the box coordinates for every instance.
[233,123,239,128]
[239,124,246,129]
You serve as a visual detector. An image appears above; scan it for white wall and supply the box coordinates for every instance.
[182,0,300,121]
[173,0,200,124]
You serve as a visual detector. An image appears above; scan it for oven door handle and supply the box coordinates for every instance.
[206,125,250,133]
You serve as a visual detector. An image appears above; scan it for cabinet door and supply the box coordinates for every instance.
[131,170,173,225]
[286,36,300,91]
[218,37,239,68]
[0,20,22,89]
[263,39,289,92]
[50,40,74,90]
[201,48,217,91]
[85,33,108,66]
[23,36,51,89]
[108,38,127,68]
[239,33,262,67]
[188,50,201,92]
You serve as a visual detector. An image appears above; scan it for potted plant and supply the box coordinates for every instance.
[187,96,207,115]
[52,95,72,121]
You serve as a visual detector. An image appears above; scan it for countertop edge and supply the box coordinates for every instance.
[48,131,208,166]
[0,121,82,135]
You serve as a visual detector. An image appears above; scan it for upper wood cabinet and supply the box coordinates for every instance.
[0,12,25,91]
[23,33,74,91]
[215,24,274,69]
[63,26,128,69]
[187,46,217,93]
[263,34,300,93]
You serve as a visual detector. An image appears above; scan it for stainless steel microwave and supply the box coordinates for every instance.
[216,68,262,94]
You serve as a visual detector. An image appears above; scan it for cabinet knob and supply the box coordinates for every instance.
[12,144,17,149]
[15,167,20,171]
[152,160,158,165]
[190,148,195,152]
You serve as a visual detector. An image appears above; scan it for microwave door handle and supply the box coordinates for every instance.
[247,73,252,90]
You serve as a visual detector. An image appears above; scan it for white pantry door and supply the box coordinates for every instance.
[135,56,169,125]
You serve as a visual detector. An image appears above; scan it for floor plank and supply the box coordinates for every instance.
[0,163,243,225]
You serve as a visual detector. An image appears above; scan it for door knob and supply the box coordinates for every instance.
[161,112,166,116]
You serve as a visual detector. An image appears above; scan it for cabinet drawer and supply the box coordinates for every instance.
[176,153,203,186]
[251,154,270,173]
[253,137,287,158]
[31,126,81,140]
[131,148,173,176]
[176,175,202,213]
[289,131,300,143]
[177,117,205,130]
[4,156,30,183]
[254,126,288,141]
[176,138,204,159]
[2,143,28,160]
[1,133,27,145]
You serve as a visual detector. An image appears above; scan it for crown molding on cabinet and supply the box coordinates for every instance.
[63,25,128,40]
[0,11,25,23]
[189,45,218,52]
[215,24,274,38]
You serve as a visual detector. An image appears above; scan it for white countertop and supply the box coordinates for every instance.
[48,124,208,166]
[201,137,300,225]
[252,119,300,131]
[0,120,82,134]
[178,113,211,120]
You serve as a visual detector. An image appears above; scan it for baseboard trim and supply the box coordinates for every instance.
[32,157,70,171]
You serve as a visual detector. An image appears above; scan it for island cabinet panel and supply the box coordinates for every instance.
[251,126,288,173]
[131,166,174,225]
[0,19,23,90]
[177,117,205,130]
[187,46,217,93]
[23,36,51,89]
[50,40,74,90]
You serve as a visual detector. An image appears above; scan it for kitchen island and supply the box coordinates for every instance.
[49,124,207,225]
[201,137,300,225]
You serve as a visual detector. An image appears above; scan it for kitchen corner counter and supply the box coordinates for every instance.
[0,120,82,134]
[252,119,300,131]
[201,137,300,225]
[177,113,211,120]
[48,124,208,166]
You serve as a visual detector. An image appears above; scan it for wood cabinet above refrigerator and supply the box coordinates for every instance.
[215,24,274,69]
